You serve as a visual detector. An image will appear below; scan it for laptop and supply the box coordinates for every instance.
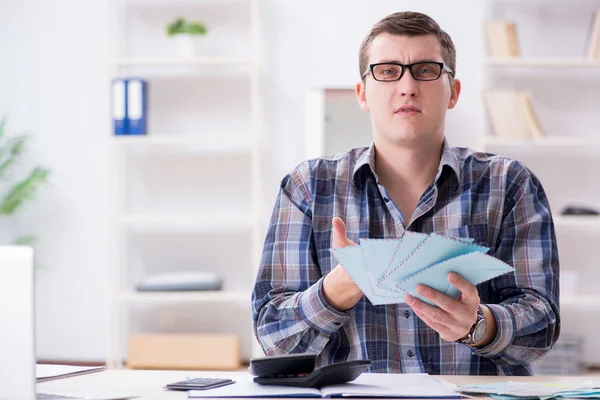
[0,246,136,400]
[0,245,36,400]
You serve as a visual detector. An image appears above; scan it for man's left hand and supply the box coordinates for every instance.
[404,272,479,342]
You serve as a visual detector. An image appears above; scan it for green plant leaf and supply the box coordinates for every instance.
[0,167,50,216]
[185,22,208,35]
[166,17,208,36]
[0,134,28,179]
[0,117,5,140]
[166,17,186,37]
[12,235,36,246]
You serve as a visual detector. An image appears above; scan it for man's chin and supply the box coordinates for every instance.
[387,132,437,147]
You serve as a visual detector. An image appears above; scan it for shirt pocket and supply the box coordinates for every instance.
[438,223,489,250]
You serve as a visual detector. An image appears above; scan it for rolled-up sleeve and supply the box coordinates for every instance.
[473,162,560,372]
[252,168,350,356]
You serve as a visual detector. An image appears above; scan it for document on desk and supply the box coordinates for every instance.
[331,233,514,306]
[36,364,106,382]
[188,372,461,398]
[458,381,600,400]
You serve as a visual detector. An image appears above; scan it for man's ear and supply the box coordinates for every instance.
[447,78,461,110]
[356,81,369,112]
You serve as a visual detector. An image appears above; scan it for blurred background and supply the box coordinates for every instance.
[1,0,599,374]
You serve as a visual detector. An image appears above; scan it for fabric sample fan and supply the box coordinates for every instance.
[330,232,514,306]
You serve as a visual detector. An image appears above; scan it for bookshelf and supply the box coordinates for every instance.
[485,57,600,67]
[481,136,600,148]
[114,57,250,67]
[119,290,250,304]
[106,0,264,369]
[483,0,600,369]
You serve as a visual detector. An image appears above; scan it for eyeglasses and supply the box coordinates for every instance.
[362,62,453,82]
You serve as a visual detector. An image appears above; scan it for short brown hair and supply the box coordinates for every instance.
[359,11,456,80]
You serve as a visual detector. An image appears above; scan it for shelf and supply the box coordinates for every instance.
[119,290,250,304]
[114,134,252,154]
[122,0,249,5]
[485,57,600,68]
[113,57,250,68]
[554,215,600,228]
[118,212,253,232]
[561,294,600,307]
[482,136,600,148]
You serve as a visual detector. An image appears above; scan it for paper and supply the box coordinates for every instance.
[321,373,460,398]
[37,389,138,400]
[458,381,600,400]
[188,373,320,398]
[188,372,460,398]
[36,364,106,383]
[331,232,514,306]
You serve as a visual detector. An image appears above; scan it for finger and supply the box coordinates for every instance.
[413,307,452,336]
[448,273,479,301]
[413,307,463,342]
[404,294,451,328]
[332,217,356,248]
[412,287,476,336]
[416,284,459,314]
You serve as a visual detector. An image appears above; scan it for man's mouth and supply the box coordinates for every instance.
[395,106,422,115]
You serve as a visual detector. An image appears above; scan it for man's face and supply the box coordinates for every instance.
[356,33,460,148]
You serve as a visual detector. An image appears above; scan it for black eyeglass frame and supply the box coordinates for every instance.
[362,61,454,82]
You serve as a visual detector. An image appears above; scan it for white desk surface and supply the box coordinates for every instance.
[36,369,600,400]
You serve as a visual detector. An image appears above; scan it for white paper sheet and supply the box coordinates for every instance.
[36,364,106,382]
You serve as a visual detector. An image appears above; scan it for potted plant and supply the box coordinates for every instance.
[166,17,209,58]
[0,117,50,247]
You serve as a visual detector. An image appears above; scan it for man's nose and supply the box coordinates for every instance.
[397,68,419,97]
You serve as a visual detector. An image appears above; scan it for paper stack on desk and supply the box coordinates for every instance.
[331,232,514,306]
[458,381,600,400]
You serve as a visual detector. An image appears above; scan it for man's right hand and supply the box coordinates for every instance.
[322,217,364,311]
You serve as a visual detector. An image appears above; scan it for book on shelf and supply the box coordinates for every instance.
[485,21,520,58]
[585,10,600,59]
[484,89,543,140]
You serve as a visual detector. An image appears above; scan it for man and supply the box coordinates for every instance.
[252,11,559,375]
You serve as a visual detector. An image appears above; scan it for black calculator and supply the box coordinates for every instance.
[165,377,235,391]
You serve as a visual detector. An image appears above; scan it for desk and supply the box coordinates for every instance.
[37,369,600,399]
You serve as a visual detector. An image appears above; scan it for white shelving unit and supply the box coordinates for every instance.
[119,290,250,304]
[106,0,264,369]
[483,0,600,368]
[485,57,600,67]
[114,57,250,68]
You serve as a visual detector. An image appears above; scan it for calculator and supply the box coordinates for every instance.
[165,377,234,391]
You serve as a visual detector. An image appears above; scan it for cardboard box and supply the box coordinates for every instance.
[127,333,241,370]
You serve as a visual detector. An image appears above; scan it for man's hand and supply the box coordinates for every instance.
[404,272,496,346]
[322,217,364,311]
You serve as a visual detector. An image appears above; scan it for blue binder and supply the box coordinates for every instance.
[126,78,148,135]
[111,78,128,135]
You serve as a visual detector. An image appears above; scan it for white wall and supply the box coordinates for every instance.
[261,0,485,194]
[0,0,484,361]
[0,0,109,361]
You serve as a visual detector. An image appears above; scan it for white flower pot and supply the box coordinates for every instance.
[173,34,200,58]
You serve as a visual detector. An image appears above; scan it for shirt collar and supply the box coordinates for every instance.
[352,139,462,190]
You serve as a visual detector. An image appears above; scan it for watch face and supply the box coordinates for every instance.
[473,320,487,343]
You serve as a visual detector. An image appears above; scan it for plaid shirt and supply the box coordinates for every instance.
[252,142,560,376]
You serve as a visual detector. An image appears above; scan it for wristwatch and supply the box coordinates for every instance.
[456,305,487,346]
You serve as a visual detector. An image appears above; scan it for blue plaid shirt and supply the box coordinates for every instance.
[252,142,560,375]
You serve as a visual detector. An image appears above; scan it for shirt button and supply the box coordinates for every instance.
[407,350,414,357]
[404,310,411,318]
[383,198,390,203]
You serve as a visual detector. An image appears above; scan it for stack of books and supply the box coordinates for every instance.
[586,10,600,59]
[484,90,543,140]
[485,21,520,58]
[486,11,600,59]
